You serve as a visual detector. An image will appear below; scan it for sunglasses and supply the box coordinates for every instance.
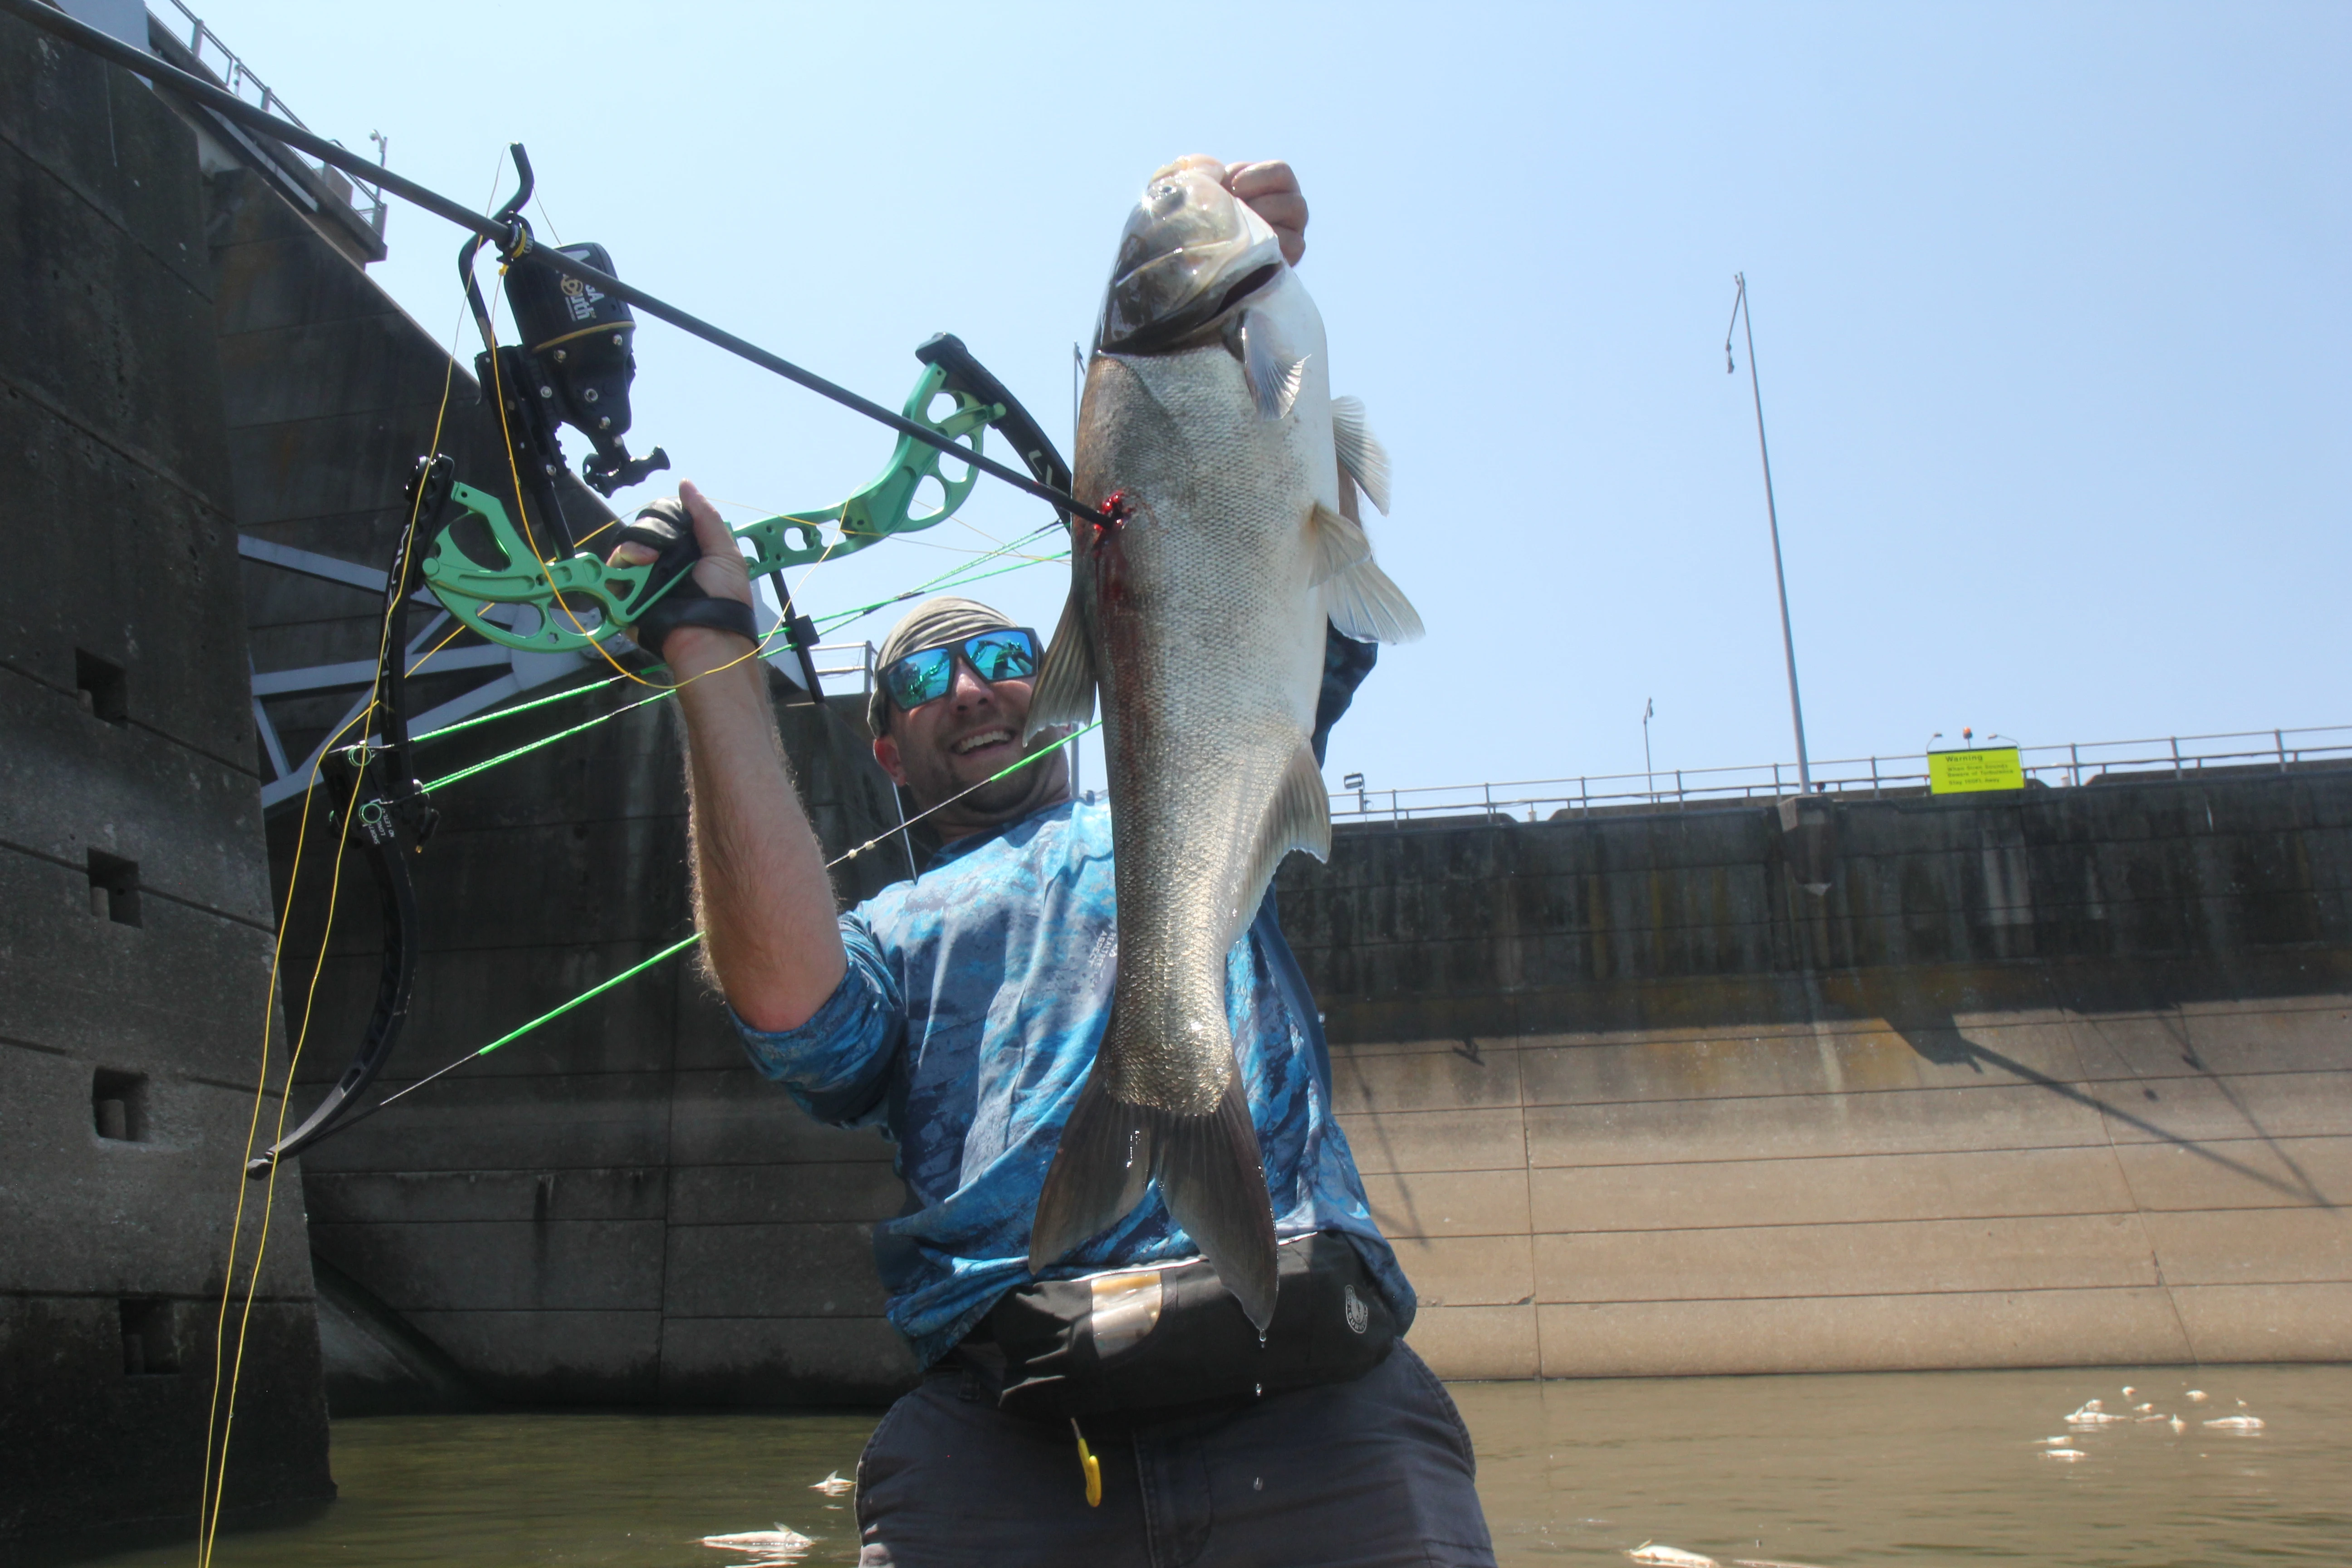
[879,628,1041,714]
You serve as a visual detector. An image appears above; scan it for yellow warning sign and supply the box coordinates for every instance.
[1929,746,2025,794]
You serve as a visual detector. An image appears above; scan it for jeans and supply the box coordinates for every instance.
[854,1343,1495,1567]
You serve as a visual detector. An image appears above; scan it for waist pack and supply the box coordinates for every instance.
[964,1232,1397,1421]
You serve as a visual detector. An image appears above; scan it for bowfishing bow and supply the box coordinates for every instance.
[227,137,1078,1178]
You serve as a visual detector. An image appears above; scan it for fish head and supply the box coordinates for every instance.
[1096,157,1286,353]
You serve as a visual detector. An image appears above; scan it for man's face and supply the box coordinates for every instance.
[872,649,1068,830]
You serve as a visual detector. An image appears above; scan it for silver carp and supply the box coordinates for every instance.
[1022,157,1421,1328]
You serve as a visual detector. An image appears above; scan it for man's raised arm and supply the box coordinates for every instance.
[614,481,847,1030]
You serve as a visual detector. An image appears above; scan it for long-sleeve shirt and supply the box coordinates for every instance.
[734,796,1415,1367]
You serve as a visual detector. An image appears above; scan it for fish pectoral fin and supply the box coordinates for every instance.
[1150,1074,1280,1333]
[1331,396,1392,515]
[1323,553,1426,645]
[1242,311,1307,421]
[1225,741,1334,954]
[1023,585,1098,740]
[1030,1063,1156,1273]
[1307,500,1374,588]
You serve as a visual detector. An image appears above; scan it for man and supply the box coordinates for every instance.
[622,163,1493,1568]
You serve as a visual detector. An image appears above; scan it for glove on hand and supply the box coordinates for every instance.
[616,496,758,661]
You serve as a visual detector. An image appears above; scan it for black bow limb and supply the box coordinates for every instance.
[247,457,447,1178]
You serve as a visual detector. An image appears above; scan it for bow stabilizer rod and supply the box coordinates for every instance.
[2,0,1102,524]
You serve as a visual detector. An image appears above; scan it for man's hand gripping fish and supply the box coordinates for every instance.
[1022,157,1422,1329]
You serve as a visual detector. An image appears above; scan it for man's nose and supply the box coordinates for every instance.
[948,661,996,707]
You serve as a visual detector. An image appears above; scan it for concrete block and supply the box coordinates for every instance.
[667,1066,901,1166]
[0,392,251,758]
[658,1315,918,1405]
[1401,1304,1541,1381]
[1533,1212,2157,1303]
[309,1218,667,1312]
[2170,1282,2352,1363]
[1361,1168,1531,1241]
[0,1056,315,1297]
[2066,998,2352,1080]
[1534,1287,2193,1377]
[0,668,274,921]
[403,1308,661,1403]
[2112,1135,2352,1212]
[294,1071,675,1176]
[2141,1208,2352,1287]
[2097,1069,2352,1144]
[1530,1145,2137,1235]
[668,1161,910,1226]
[663,1222,890,1317]
[1330,1106,1527,1176]
[304,1166,671,1225]
[1388,1235,1533,1308]
[0,137,226,494]
[1328,1039,1523,1115]
[1526,1079,2110,1169]
[0,847,279,1080]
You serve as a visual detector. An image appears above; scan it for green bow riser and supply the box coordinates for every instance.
[422,363,996,654]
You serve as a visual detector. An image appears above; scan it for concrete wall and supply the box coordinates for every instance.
[0,17,332,1548]
[1274,770,2352,1377]
[282,689,920,1407]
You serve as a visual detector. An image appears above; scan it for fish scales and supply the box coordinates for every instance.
[1024,158,1419,1329]
[1079,320,1332,1112]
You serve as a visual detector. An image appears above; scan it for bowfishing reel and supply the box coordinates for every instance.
[501,240,670,497]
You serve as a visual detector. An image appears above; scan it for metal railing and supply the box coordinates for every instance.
[811,641,878,706]
[151,1,387,235]
[1329,725,2352,826]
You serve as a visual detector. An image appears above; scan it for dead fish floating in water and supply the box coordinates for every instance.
[1627,1545,1719,1567]
[2170,1416,2188,1433]
[699,1524,814,1560]
[2204,1415,2265,1430]
[1025,155,1421,1328]
[2040,1447,2089,1461]
[2066,1399,2127,1424]
[810,1471,853,1496]
[2185,1389,2210,1403]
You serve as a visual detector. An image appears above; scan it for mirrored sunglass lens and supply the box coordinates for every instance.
[887,648,954,708]
[966,632,1037,681]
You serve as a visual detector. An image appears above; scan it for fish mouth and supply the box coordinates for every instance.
[949,727,1017,757]
[1096,163,1285,353]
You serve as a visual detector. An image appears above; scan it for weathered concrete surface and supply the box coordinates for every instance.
[1275,773,2352,1377]
[0,15,332,1549]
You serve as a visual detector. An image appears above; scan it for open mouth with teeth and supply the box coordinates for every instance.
[949,728,1016,757]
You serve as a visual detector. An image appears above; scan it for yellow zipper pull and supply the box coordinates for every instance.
[1069,1417,1102,1508]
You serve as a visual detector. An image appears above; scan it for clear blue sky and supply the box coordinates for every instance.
[186,1,2348,798]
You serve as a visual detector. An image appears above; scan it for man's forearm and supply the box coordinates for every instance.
[670,628,848,1030]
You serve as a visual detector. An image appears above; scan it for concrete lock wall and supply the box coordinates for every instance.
[1274,770,2352,1379]
[0,17,333,1549]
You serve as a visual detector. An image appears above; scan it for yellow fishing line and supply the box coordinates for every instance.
[199,176,482,1563]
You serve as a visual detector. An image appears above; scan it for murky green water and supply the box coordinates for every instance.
[78,1365,2350,1567]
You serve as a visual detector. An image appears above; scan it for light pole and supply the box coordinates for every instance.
[1642,698,1656,803]
[1725,274,1812,793]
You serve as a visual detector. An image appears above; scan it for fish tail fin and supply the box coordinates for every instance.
[1029,1059,1155,1274]
[1152,1073,1280,1332]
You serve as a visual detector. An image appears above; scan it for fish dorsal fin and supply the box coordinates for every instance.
[1324,552,1425,644]
[1022,583,1097,740]
[1242,310,1307,421]
[1222,742,1333,956]
[1330,396,1392,514]
[1308,500,1374,587]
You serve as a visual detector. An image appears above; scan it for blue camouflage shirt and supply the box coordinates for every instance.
[734,796,1416,1367]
